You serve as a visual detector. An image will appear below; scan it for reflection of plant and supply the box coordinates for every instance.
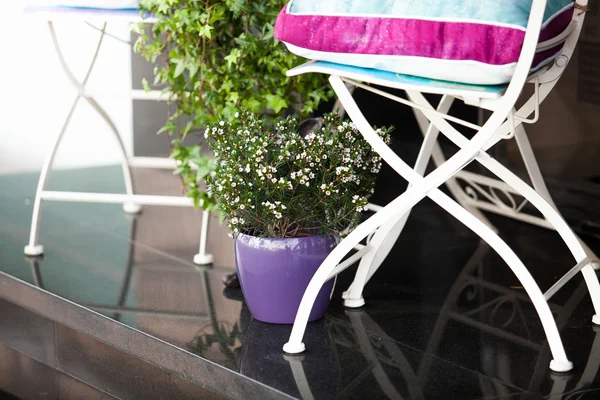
[205,110,392,238]
[189,322,243,370]
[134,0,333,209]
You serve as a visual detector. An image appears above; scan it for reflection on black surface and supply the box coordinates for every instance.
[4,206,600,398]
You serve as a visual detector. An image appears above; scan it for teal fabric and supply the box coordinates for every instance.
[288,0,574,29]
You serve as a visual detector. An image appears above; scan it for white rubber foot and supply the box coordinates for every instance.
[24,244,44,256]
[549,359,574,373]
[283,341,305,354]
[344,297,366,309]
[193,253,214,265]
[123,202,142,214]
[592,315,600,326]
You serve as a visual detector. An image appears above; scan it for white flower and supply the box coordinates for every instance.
[240,204,245,210]
[231,217,238,224]
[234,112,239,118]
[326,190,331,196]
[231,182,237,187]
[219,121,225,126]
[271,178,277,183]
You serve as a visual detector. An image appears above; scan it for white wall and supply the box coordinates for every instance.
[0,4,133,175]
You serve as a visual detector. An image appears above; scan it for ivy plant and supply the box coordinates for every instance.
[134,0,333,210]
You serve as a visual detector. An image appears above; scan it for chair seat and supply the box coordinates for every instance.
[287,61,507,101]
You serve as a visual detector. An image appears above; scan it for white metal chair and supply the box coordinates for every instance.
[22,6,214,265]
[282,0,600,373]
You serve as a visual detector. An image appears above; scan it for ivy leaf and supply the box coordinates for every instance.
[265,94,288,113]
[173,60,186,78]
[224,49,242,70]
[141,78,152,93]
[227,91,240,104]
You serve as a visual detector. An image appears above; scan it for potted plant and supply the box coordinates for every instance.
[204,110,391,323]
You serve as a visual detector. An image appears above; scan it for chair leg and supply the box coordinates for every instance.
[475,152,600,325]
[410,91,600,328]
[343,97,449,307]
[285,77,571,371]
[193,210,214,265]
[24,97,82,256]
[412,106,497,233]
[514,125,600,270]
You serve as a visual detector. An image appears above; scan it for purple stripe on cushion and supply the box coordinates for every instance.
[533,8,573,68]
[275,6,573,66]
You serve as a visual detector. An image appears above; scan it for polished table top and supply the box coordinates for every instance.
[2,166,600,399]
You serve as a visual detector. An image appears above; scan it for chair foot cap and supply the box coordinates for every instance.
[593,315,600,326]
[24,245,44,256]
[123,203,142,214]
[344,298,365,309]
[549,360,573,373]
[193,253,214,265]
[283,342,305,354]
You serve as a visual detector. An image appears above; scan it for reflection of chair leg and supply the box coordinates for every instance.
[418,241,492,379]
[347,309,425,400]
[283,355,315,400]
[27,258,45,289]
[114,216,138,322]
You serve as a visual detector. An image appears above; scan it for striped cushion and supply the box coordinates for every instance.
[274,0,574,85]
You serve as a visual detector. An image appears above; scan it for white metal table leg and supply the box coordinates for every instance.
[25,22,110,256]
[193,210,214,265]
[48,21,140,215]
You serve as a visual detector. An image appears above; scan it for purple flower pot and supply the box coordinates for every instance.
[234,233,338,324]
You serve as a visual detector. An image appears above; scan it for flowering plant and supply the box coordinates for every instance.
[205,110,392,238]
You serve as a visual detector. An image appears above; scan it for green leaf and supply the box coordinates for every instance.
[173,60,186,78]
[265,94,288,113]
[141,78,151,93]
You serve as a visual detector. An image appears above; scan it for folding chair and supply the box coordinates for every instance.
[279,0,600,372]
[22,5,214,265]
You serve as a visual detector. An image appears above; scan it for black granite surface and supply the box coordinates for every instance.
[2,167,600,399]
